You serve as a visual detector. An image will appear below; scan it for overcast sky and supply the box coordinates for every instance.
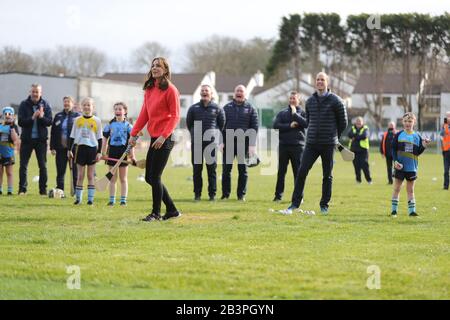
[0,0,448,72]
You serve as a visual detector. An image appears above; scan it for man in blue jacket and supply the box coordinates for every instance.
[186,84,225,201]
[273,91,308,202]
[221,85,259,201]
[285,72,348,215]
[50,96,80,193]
[18,84,53,195]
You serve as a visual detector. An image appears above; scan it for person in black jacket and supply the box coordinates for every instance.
[348,116,372,184]
[186,84,225,201]
[379,121,397,184]
[273,91,308,202]
[221,85,259,201]
[18,84,53,195]
[50,96,80,193]
[285,72,348,215]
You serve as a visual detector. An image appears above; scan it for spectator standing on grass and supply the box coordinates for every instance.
[50,96,80,193]
[129,57,181,222]
[284,72,348,215]
[18,84,53,196]
[348,116,372,184]
[186,84,225,202]
[440,111,450,190]
[221,85,259,202]
[380,121,397,185]
[272,91,307,202]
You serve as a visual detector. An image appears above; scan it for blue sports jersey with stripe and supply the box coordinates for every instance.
[103,120,132,147]
[391,130,425,172]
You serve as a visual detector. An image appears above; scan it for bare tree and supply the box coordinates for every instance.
[0,46,34,73]
[131,42,170,72]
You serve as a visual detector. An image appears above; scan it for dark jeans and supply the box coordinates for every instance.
[19,139,48,193]
[443,150,450,189]
[275,144,304,199]
[352,150,372,183]
[191,143,217,197]
[385,155,393,184]
[222,142,248,198]
[291,144,335,209]
[145,137,177,215]
[55,147,78,191]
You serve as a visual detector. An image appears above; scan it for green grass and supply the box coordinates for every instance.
[0,149,448,300]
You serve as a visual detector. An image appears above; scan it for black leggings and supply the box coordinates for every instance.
[145,137,177,215]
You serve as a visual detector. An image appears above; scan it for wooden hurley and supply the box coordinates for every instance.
[336,143,355,162]
[102,157,146,169]
[95,133,143,192]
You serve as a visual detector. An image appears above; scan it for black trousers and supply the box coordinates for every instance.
[385,155,394,184]
[352,150,372,183]
[55,147,78,191]
[191,143,217,197]
[275,144,304,199]
[145,137,177,215]
[19,139,48,193]
[222,142,248,198]
[443,150,450,189]
[291,144,335,208]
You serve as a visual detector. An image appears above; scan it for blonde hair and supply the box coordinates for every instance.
[81,97,95,107]
[402,112,416,121]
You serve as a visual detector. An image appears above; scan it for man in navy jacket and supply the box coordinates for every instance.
[273,91,308,201]
[18,84,53,195]
[186,85,225,201]
[286,72,348,214]
[221,85,259,201]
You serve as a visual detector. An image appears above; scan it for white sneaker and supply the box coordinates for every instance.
[278,208,293,215]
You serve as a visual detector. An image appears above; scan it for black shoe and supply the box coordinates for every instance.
[40,191,47,196]
[194,195,201,201]
[273,197,281,202]
[444,187,449,190]
[209,196,216,201]
[120,202,127,206]
[107,202,114,206]
[409,212,419,217]
[391,211,397,217]
[0,191,2,195]
[162,211,181,221]
[142,213,161,222]
[220,195,229,200]
[7,192,12,196]
[87,201,93,206]
[238,196,246,202]
[74,200,81,205]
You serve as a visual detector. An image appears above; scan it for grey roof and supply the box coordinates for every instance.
[353,73,422,94]
[215,75,251,93]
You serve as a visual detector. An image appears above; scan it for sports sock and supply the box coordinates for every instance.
[109,196,116,204]
[391,198,399,212]
[120,196,127,204]
[408,199,416,215]
[7,186,13,193]
[88,185,95,203]
[75,186,83,202]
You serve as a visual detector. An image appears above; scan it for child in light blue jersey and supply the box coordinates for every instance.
[391,112,430,217]
[101,102,135,206]
[0,107,20,195]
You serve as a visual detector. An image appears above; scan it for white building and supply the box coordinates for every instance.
[0,72,144,122]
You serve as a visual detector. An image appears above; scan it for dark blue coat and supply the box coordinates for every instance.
[18,96,53,143]
[50,110,81,150]
[273,106,308,146]
[222,100,259,146]
[186,101,225,144]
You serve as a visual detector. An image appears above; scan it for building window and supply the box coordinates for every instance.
[425,96,441,113]
[397,97,406,106]
[382,97,391,106]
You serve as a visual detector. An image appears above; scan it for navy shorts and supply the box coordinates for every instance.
[394,170,417,181]
[106,145,128,167]
[74,145,97,166]
[0,156,15,166]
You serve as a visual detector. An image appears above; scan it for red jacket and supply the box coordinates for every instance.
[131,81,180,139]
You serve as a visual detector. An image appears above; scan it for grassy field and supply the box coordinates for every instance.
[0,148,448,300]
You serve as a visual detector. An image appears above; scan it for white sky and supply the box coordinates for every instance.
[0,0,448,72]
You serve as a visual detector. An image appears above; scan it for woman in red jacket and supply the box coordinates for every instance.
[129,57,181,222]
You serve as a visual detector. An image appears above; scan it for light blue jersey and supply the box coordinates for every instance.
[392,130,425,172]
[103,120,132,147]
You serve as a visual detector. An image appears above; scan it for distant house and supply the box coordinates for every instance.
[352,73,450,129]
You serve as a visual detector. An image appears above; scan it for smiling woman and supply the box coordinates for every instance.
[130,57,181,222]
